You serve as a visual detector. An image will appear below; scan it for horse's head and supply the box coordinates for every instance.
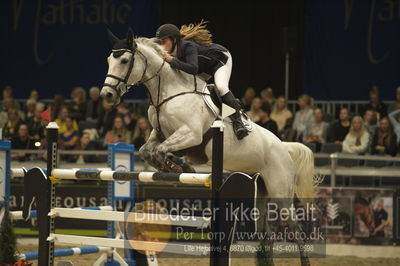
[101,28,143,106]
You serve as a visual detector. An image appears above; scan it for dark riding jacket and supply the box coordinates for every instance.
[170,40,229,76]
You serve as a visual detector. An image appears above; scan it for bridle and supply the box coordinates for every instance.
[102,45,209,135]
[102,48,165,99]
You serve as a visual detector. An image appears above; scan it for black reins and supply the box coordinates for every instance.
[103,47,210,134]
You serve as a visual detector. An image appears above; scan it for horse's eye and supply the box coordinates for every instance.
[121,59,128,64]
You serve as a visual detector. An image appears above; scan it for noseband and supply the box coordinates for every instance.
[102,48,165,98]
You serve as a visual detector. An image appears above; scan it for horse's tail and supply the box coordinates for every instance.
[283,142,322,206]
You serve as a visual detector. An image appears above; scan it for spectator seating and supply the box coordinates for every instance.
[315,143,342,166]
[338,157,360,167]
[364,159,389,168]
[304,142,317,153]
[348,175,376,187]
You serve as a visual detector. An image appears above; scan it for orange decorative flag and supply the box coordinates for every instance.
[40,107,51,121]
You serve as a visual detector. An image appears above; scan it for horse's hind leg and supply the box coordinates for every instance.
[278,198,311,266]
[256,179,275,266]
[288,219,311,266]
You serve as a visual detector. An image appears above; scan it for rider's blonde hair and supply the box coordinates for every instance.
[180,20,213,45]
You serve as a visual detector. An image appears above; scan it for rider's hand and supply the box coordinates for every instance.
[163,53,174,63]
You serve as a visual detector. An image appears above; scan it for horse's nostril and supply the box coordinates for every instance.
[107,92,113,98]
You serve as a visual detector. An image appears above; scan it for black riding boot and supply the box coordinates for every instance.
[221,91,249,140]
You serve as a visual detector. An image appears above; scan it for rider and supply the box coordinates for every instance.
[155,21,248,140]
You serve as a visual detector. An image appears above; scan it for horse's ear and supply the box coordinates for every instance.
[107,29,119,46]
[126,27,134,49]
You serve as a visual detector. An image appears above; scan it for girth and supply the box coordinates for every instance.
[148,74,210,133]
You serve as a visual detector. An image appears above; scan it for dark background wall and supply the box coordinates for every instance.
[1,0,398,100]
[0,0,304,100]
[159,0,305,100]
[304,0,400,100]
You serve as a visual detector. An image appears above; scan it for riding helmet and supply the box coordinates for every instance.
[156,24,181,40]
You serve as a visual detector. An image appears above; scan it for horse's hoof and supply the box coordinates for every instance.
[300,257,311,266]
[182,163,196,173]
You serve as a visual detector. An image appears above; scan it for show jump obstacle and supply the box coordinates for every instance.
[8,105,258,266]
[0,138,136,264]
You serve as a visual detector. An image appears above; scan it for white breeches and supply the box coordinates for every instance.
[214,51,232,96]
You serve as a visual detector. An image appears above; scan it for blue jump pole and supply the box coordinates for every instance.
[22,246,109,261]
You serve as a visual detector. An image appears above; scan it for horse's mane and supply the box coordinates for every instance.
[135,37,165,57]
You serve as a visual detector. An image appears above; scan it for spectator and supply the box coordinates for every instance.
[81,128,99,142]
[2,85,13,100]
[2,108,23,140]
[281,117,297,142]
[26,89,44,112]
[51,94,65,121]
[25,99,37,119]
[343,116,370,154]
[388,109,400,144]
[0,112,6,128]
[292,94,314,141]
[303,108,329,148]
[370,117,397,156]
[76,132,102,163]
[27,103,46,142]
[86,86,103,121]
[132,117,151,150]
[55,106,79,134]
[0,105,8,128]
[11,124,34,161]
[241,87,256,111]
[28,89,40,102]
[362,86,387,119]
[388,86,400,113]
[327,107,351,144]
[98,101,117,137]
[260,87,275,106]
[256,103,279,138]
[68,87,87,122]
[117,103,134,130]
[1,97,25,120]
[246,97,261,122]
[104,115,131,146]
[363,109,378,141]
[59,116,80,162]
[271,96,292,133]
[1,86,21,110]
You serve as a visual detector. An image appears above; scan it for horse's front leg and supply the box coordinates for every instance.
[139,129,167,171]
[153,125,200,173]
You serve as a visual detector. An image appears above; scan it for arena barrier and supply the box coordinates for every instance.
[18,108,258,266]
[0,138,136,265]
